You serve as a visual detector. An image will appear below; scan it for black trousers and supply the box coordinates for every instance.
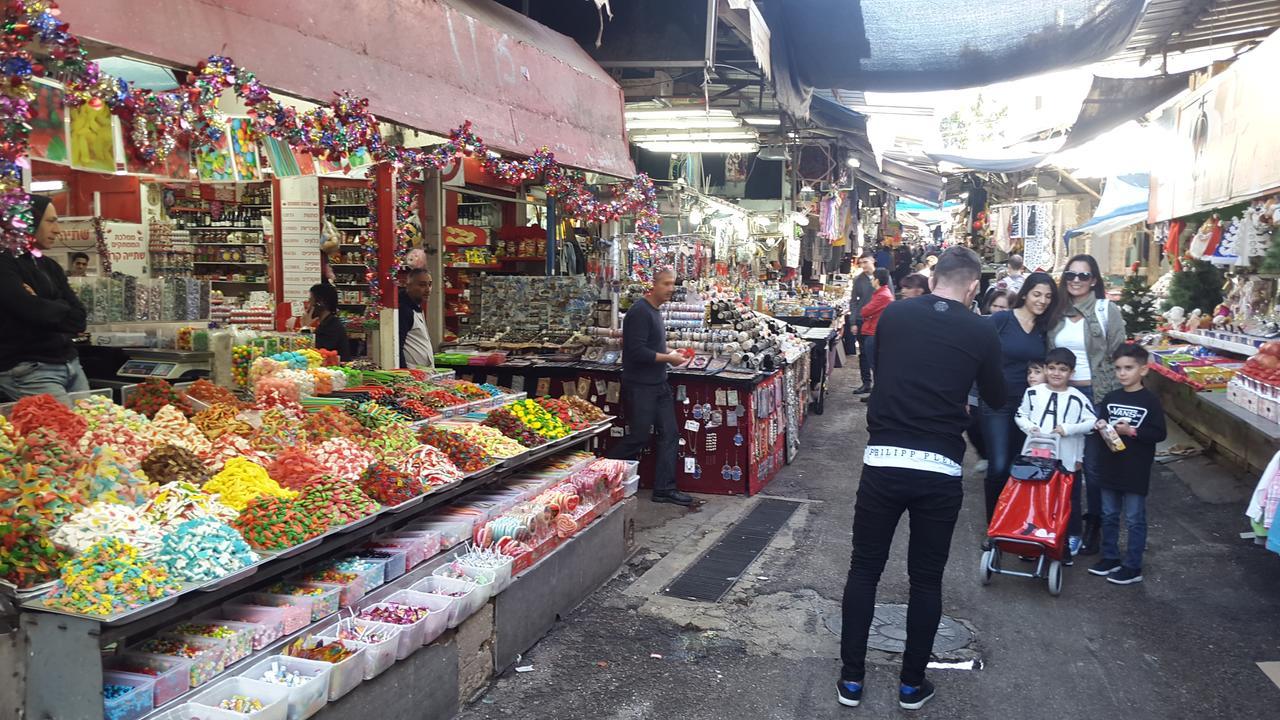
[858,333,874,385]
[606,381,678,494]
[841,464,963,686]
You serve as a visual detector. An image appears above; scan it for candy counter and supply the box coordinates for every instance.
[2,370,638,720]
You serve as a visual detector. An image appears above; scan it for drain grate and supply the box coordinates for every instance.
[661,498,800,603]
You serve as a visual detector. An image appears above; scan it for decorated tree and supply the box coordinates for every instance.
[1119,268,1159,335]
[1163,259,1224,315]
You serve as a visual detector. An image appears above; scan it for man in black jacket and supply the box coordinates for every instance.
[848,253,875,394]
[836,246,1005,711]
[398,269,434,368]
[0,195,89,400]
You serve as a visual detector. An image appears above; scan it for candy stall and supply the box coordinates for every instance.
[4,364,639,720]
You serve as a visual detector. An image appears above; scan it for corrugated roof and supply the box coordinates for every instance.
[1116,0,1280,60]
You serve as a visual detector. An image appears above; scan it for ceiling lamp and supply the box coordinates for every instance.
[638,141,760,154]
[629,130,758,143]
[741,114,782,126]
[688,207,704,226]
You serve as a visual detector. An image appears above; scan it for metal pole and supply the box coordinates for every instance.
[545,198,558,276]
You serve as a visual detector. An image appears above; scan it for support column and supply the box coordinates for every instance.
[375,163,400,369]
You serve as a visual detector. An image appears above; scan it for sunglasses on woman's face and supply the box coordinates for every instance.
[1063,271,1094,282]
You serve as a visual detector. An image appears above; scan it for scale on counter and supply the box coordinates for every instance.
[118,349,213,381]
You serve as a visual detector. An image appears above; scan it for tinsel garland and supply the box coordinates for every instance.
[0,0,661,257]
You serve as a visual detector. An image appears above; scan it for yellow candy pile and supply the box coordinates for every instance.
[203,458,294,511]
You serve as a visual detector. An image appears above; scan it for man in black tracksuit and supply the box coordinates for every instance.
[848,253,875,394]
[836,246,1005,711]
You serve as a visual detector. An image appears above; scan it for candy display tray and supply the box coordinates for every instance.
[384,494,427,514]
[23,585,190,626]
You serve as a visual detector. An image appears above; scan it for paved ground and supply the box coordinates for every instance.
[459,361,1280,719]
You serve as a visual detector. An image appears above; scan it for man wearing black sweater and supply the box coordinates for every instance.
[837,246,1005,711]
[606,268,692,506]
[0,195,89,401]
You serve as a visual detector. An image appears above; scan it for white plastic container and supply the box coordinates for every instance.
[317,619,399,680]
[353,603,428,659]
[240,655,331,720]
[383,590,452,645]
[410,576,479,628]
[284,639,364,702]
[190,676,290,720]
[432,562,496,603]
[455,554,514,594]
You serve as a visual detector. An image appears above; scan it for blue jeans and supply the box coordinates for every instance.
[979,398,1026,522]
[859,334,876,385]
[1100,488,1147,569]
[0,358,89,401]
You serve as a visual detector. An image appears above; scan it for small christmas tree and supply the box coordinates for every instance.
[1163,258,1224,315]
[1119,269,1158,334]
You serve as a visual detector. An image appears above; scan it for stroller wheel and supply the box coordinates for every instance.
[1047,560,1063,596]
[979,550,993,586]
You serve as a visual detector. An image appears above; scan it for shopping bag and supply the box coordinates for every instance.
[988,463,1075,560]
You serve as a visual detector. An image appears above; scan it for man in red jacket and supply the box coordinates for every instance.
[858,268,893,404]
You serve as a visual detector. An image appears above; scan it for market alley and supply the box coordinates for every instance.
[461,366,1280,720]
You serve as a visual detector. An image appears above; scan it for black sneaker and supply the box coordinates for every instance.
[836,679,863,707]
[651,490,694,506]
[1107,566,1143,585]
[1088,559,1122,576]
[898,679,935,710]
[854,384,872,395]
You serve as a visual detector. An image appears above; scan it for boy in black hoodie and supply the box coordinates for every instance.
[1088,343,1167,585]
[0,194,89,400]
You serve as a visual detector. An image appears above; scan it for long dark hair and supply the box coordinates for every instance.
[1011,271,1059,330]
[1052,254,1104,326]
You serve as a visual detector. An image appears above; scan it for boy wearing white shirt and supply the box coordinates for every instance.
[1015,347,1097,560]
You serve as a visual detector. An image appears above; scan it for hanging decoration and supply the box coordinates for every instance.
[0,0,661,256]
[92,216,110,274]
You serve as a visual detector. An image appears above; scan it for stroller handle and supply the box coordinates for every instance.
[1022,434,1060,459]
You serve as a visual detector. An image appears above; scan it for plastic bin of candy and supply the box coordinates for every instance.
[247,594,313,634]
[405,520,471,547]
[325,557,386,592]
[132,636,227,688]
[106,653,190,706]
[381,530,442,565]
[359,547,408,581]
[170,621,257,664]
[103,670,155,720]
[431,562,496,604]
[383,590,452,645]
[408,576,474,628]
[190,676,290,720]
[240,655,332,720]
[317,619,400,680]
[366,534,429,569]
[215,604,288,649]
[621,474,639,498]
[289,570,365,607]
[353,603,430,659]
[284,638,364,702]
[265,583,341,621]
[150,702,227,720]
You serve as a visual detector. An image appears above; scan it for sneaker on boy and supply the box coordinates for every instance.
[1107,566,1143,585]
[899,679,936,710]
[836,679,863,707]
[1088,558,1122,576]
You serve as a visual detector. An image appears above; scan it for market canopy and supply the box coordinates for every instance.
[1059,72,1194,151]
[763,0,1146,96]
[57,0,636,178]
[1065,174,1150,241]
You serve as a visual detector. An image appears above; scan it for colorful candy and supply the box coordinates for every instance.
[125,378,192,419]
[266,447,329,490]
[141,444,211,486]
[312,438,374,482]
[154,517,258,582]
[396,445,462,487]
[146,405,213,455]
[294,479,379,527]
[418,426,491,472]
[51,502,164,557]
[183,378,242,408]
[358,462,424,505]
[258,661,313,687]
[172,622,253,663]
[218,695,264,713]
[143,481,237,529]
[134,636,225,687]
[357,603,427,625]
[233,495,329,551]
[285,636,357,663]
[10,393,88,445]
[204,458,293,511]
[47,537,180,616]
[191,404,252,440]
[435,422,526,458]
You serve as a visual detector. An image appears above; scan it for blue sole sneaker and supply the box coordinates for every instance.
[837,679,863,707]
[899,679,935,710]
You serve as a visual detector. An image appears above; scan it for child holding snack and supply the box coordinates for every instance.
[1088,344,1167,585]
[1015,348,1097,559]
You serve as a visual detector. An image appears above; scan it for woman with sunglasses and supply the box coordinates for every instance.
[1049,254,1127,556]
[980,271,1060,533]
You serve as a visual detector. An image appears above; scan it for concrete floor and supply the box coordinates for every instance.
[459,363,1280,719]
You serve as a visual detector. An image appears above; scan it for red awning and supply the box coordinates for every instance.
[57,0,635,178]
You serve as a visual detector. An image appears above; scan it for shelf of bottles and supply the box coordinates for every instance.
[165,183,274,295]
[323,183,376,320]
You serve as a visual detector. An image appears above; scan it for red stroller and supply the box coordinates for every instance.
[979,436,1075,596]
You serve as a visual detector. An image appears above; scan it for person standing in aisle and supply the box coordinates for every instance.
[1049,254,1126,555]
[1088,344,1167,585]
[0,195,90,400]
[68,252,89,277]
[856,268,893,404]
[838,247,1005,711]
[849,253,875,394]
[1001,254,1029,293]
[398,268,435,369]
[606,268,693,506]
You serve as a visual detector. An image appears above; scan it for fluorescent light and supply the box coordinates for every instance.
[688,207,704,226]
[625,108,735,121]
[630,130,757,142]
[30,180,65,192]
[626,116,742,130]
[800,184,815,194]
[846,157,861,168]
[742,114,782,126]
[637,141,760,153]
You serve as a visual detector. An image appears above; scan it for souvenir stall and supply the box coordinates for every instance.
[0,2,673,719]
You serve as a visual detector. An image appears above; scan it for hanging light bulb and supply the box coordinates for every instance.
[688,206,704,226]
